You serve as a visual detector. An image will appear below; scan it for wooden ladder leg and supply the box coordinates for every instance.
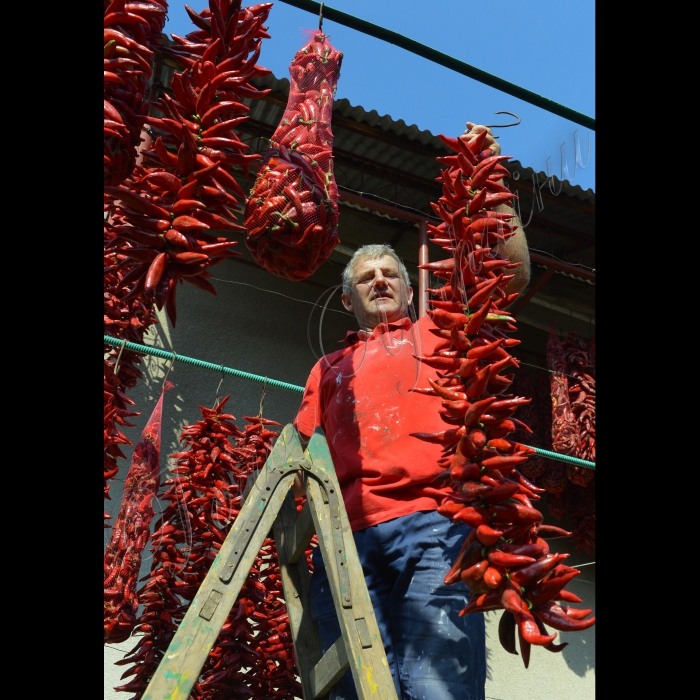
[300,428,399,700]
[274,491,327,699]
[141,424,303,700]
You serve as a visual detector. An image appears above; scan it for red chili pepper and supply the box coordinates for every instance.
[555,589,583,604]
[475,524,504,546]
[452,505,490,528]
[456,480,491,500]
[500,578,526,615]
[441,399,471,420]
[450,462,481,482]
[510,554,568,587]
[467,187,488,216]
[537,524,573,539]
[460,559,489,590]
[481,454,529,473]
[465,365,492,399]
[480,482,521,505]
[483,564,505,589]
[487,549,536,567]
[459,589,503,615]
[501,542,546,558]
[489,503,543,526]
[437,501,466,520]
[498,611,518,655]
[410,425,465,445]
[144,253,167,292]
[514,610,557,646]
[105,186,170,220]
[443,533,480,585]
[465,301,493,335]
[532,602,595,632]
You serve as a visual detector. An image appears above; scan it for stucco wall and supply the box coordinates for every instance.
[104,251,595,699]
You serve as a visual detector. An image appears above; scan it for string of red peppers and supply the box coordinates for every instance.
[105,382,174,643]
[115,397,305,699]
[510,364,595,556]
[546,330,595,554]
[105,0,273,329]
[410,130,594,667]
[104,236,158,527]
[104,0,167,525]
[104,0,167,187]
[243,32,343,280]
[104,0,272,523]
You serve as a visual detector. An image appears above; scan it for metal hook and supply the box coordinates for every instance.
[214,365,225,407]
[483,111,521,129]
[318,1,324,30]
[162,352,176,390]
[257,378,268,419]
[113,339,128,377]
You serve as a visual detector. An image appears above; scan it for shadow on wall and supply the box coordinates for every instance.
[561,621,595,677]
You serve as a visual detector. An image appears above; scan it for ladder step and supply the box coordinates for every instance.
[310,636,350,699]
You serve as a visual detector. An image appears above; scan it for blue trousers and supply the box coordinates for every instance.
[309,509,486,700]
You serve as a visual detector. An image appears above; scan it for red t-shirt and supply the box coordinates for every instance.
[294,315,455,531]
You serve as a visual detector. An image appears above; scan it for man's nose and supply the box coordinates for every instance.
[372,270,388,287]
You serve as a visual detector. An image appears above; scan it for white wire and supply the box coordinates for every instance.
[209,276,355,316]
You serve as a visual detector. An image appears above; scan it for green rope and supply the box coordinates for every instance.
[526,447,594,469]
[104,335,304,394]
[278,0,595,131]
[104,335,595,470]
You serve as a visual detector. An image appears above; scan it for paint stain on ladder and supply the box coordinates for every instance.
[360,662,379,693]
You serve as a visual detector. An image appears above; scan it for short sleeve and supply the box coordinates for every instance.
[293,361,323,439]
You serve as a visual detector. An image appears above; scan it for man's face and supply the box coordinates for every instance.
[341,255,413,331]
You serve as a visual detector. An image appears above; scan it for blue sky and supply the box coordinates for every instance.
[164,1,595,193]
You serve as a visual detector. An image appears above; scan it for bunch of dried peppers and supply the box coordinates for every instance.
[105,0,273,327]
[104,0,167,523]
[243,31,343,280]
[114,396,305,698]
[104,0,272,524]
[411,129,595,666]
[104,239,158,527]
[105,381,173,643]
[104,0,167,186]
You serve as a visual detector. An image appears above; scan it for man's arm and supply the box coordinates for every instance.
[463,122,531,297]
[493,206,530,296]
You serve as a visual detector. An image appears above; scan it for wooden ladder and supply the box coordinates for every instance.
[142,424,398,700]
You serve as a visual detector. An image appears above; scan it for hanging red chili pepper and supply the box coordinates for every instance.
[243,31,343,280]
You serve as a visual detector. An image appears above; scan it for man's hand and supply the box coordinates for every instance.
[463,122,500,157]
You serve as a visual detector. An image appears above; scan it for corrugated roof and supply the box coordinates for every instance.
[254,73,595,206]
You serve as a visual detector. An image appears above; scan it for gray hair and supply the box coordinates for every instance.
[341,244,411,295]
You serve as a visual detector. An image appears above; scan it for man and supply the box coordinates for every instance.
[293,125,530,699]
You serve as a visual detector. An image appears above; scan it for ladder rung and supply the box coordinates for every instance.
[286,499,315,564]
[310,635,350,699]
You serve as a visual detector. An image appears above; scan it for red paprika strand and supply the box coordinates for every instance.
[411,125,593,666]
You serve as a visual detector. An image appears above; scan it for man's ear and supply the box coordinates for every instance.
[405,284,414,306]
[341,293,353,312]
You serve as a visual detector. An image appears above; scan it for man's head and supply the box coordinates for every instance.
[341,244,414,332]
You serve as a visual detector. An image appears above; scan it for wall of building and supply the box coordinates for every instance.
[104,246,595,698]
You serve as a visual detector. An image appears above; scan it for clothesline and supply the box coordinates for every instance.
[104,335,595,470]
